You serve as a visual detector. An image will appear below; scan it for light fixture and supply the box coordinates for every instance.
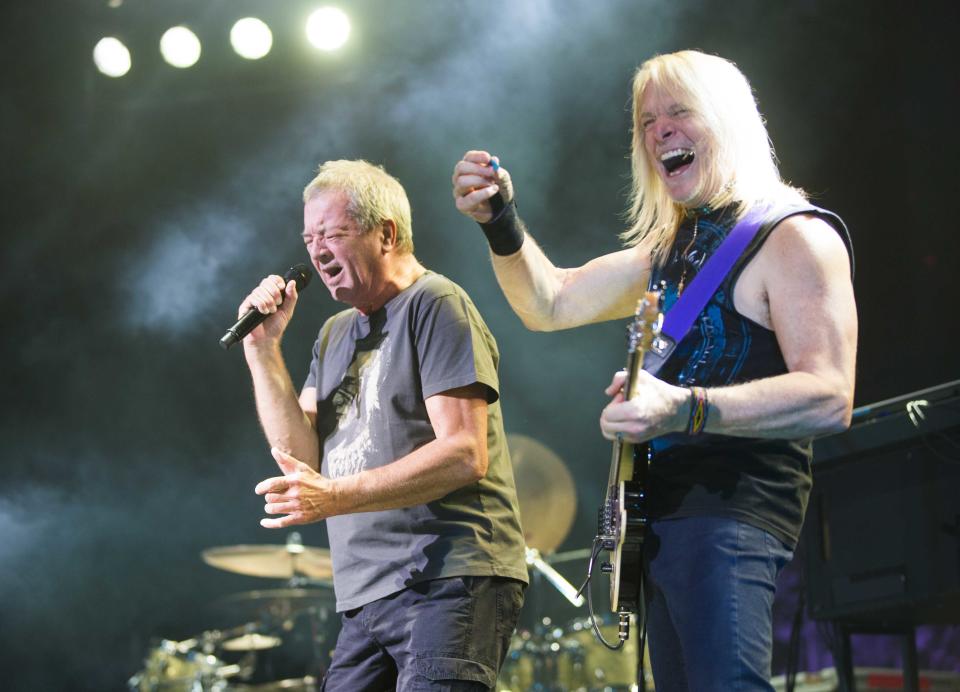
[305,7,351,52]
[230,17,272,60]
[93,37,132,77]
[160,26,202,68]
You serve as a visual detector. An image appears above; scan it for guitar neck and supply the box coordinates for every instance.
[608,347,645,486]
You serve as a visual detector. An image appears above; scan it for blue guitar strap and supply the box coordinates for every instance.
[643,205,769,375]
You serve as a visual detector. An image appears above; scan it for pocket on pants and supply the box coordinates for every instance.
[496,579,525,641]
[414,655,497,688]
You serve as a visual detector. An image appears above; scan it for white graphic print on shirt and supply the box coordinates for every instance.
[326,335,390,478]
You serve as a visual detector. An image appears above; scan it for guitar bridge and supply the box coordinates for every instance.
[596,488,619,551]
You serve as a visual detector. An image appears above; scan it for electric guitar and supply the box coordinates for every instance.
[598,290,663,618]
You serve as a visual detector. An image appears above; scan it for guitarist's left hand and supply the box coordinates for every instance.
[600,369,691,443]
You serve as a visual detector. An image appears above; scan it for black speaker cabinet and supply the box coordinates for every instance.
[803,380,960,625]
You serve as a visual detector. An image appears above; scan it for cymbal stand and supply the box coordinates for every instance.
[525,546,585,608]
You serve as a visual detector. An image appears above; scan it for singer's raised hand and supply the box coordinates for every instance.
[238,275,299,345]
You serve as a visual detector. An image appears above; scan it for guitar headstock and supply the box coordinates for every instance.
[627,289,663,356]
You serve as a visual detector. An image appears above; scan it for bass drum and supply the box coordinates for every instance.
[229,676,317,691]
[496,628,555,691]
[556,616,642,691]
[131,642,230,691]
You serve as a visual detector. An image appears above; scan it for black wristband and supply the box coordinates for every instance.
[478,196,525,256]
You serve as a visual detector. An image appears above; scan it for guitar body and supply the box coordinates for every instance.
[599,291,662,617]
[607,474,646,612]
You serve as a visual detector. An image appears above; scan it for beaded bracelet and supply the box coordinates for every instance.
[687,386,709,435]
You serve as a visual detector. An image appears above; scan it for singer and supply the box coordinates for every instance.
[237,159,527,691]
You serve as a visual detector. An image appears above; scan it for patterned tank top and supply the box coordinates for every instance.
[644,202,852,547]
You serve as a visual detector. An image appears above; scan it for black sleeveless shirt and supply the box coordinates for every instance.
[645,203,852,548]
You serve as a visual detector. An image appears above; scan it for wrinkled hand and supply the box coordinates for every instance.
[255,448,334,528]
[600,369,690,443]
[238,275,299,346]
[451,150,515,223]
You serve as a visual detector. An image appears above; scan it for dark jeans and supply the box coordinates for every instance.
[320,575,525,691]
[644,517,793,692]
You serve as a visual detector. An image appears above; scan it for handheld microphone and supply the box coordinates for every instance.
[219,263,313,350]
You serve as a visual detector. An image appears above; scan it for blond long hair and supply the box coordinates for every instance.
[303,159,414,254]
[622,50,805,265]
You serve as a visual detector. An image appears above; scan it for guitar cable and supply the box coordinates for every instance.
[578,536,630,651]
[578,533,655,690]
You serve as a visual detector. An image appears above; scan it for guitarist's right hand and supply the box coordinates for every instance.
[600,369,691,443]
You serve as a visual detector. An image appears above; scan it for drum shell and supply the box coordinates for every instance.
[557,617,639,690]
[133,644,228,691]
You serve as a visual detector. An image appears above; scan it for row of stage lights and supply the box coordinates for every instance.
[93,6,352,78]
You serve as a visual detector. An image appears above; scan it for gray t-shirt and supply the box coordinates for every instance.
[303,271,528,611]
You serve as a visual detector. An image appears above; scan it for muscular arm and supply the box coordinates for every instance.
[490,237,654,331]
[707,215,857,437]
[256,383,490,526]
[453,150,652,331]
[601,215,857,441]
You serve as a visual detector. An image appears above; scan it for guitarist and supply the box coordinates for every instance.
[452,50,857,691]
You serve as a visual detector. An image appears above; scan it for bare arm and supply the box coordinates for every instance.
[601,214,857,441]
[241,275,320,468]
[255,383,490,527]
[246,345,320,469]
[453,150,652,331]
[490,239,654,330]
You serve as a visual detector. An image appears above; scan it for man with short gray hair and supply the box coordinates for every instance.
[241,159,528,690]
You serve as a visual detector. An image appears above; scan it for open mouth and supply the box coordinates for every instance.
[661,148,695,177]
[322,265,343,280]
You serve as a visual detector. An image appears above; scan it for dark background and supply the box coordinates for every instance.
[2,1,958,689]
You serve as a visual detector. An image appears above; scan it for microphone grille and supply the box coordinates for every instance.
[285,263,313,290]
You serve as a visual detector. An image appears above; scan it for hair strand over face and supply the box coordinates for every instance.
[622,50,805,265]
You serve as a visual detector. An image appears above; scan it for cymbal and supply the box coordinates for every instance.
[508,434,577,555]
[215,588,334,620]
[221,633,283,651]
[202,544,333,580]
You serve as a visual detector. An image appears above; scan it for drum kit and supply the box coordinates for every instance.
[498,436,648,691]
[130,436,646,691]
[129,533,335,692]
[498,612,642,692]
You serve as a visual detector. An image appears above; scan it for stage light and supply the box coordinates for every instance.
[160,26,202,68]
[305,7,351,52]
[230,17,272,60]
[93,37,132,77]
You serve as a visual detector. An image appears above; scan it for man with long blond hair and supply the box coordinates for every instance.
[241,159,528,690]
[452,50,857,690]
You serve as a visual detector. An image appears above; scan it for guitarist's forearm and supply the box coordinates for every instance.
[698,371,853,439]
